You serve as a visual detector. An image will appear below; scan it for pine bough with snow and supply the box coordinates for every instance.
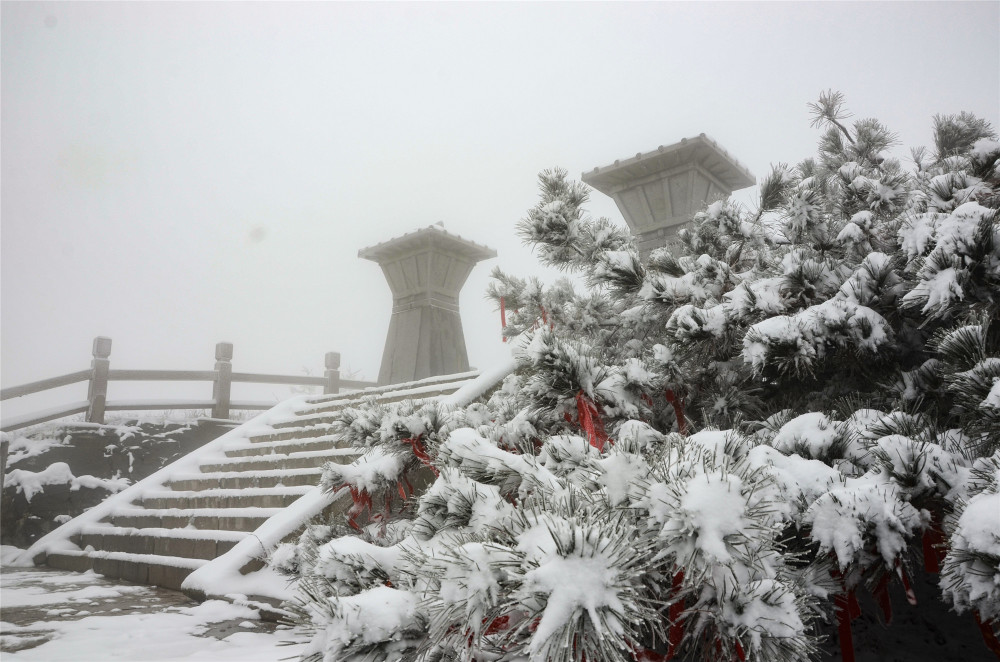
[274,93,1000,662]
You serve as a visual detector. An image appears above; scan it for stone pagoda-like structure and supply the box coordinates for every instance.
[582,134,755,258]
[360,225,496,385]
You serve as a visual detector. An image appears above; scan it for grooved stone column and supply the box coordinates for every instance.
[360,225,496,385]
[582,134,755,259]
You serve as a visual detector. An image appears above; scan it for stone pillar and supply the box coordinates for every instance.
[212,342,233,419]
[359,225,496,385]
[86,336,112,424]
[324,352,341,395]
[582,134,755,259]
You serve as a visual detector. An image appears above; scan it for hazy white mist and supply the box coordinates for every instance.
[2,2,998,418]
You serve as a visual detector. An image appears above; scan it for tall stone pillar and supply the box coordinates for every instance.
[360,225,496,385]
[582,134,755,259]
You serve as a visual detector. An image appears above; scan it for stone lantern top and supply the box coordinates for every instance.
[358,224,497,265]
[582,133,754,196]
[581,134,755,258]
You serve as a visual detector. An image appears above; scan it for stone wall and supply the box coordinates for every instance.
[1,421,233,548]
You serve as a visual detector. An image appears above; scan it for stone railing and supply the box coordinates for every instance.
[0,337,376,432]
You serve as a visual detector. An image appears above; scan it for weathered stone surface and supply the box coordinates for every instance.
[359,225,495,385]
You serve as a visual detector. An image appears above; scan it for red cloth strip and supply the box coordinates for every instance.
[873,572,893,625]
[974,613,1000,659]
[575,390,609,452]
[666,570,685,660]
[922,512,948,573]
[665,390,686,435]
[403,435,439,476]
[500,297,507,343]
[896,562,917,606]
[834,590,856,662]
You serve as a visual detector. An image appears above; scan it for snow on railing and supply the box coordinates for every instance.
[1,336,375,432]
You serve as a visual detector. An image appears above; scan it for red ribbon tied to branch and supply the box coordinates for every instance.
[403,435,438,476]
[665,389,687,436]
[575,390,609,453]
[500,297,507,343]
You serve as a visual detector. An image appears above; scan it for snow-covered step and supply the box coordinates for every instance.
[77,525,247,560]
[199,448,359,473]
[224,437,343,457]
[294,370,478,410]
[166,468,322,491]
[245,426,338,444]
[109,507,283,532]
[46,549,207,590]
[138,486,311,510]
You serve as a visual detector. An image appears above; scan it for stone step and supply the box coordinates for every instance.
[46,549,206,590]
[199,448,359,473]
[138,487,310,510]
[166,468,322,491]
[302,389,454,415]
[109,507,282,532]
[77,525,246,560]
[269,414,341,430]
[224,438,341,457]
[294,371,477,411]
[246,426,336,444]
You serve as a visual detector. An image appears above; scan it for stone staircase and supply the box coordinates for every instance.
[33,371,480,596]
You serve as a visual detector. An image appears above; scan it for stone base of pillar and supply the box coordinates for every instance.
[378,305,471,385]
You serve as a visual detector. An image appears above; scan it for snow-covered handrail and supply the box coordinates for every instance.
[1,337,373,431]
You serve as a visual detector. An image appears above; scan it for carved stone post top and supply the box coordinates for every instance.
[215,341,234,362]
[581,134,755,195]
[325,351,341,370]
[92,336,112,359]
[358,225,495,265]
[581,134,755,247]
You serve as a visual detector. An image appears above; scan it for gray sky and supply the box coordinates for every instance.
[2,1,998,418]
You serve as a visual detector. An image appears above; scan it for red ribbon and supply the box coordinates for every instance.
[403,435,439,476]
[665,389,686,435]
[896,561,917,606]
[500,297,507,343]
[483,614,510,636]
[666,570,685,659]
[974,612,1000,658]
[922,511,948,573]
[873,572,893,625]
[575,390,609,452]
[343,484,373,531]
[831,568,858,662]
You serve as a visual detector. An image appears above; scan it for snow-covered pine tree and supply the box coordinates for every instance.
[275,92,1000,662]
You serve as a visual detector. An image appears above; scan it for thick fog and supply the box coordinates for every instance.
[2,2,997,419]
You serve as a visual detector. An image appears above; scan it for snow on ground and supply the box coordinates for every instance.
[0,558,309,661]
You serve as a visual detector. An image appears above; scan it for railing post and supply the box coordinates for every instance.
[324,352,341,394]
[86,336,112,424]
[212,342,233,419]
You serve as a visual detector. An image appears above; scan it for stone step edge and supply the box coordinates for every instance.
[111,506,285,519]
[168,468,323,481]
[297,370,478,408]
[200,449,359,467]
[48,547,208,570]
[140,486,313,500]
[226,437,348,452]
[79,523,249,543]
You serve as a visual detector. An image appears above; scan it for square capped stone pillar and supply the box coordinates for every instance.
[582,134,755,259]
[359,225,496,385]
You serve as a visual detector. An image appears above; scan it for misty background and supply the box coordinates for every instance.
[2,2,998,420]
